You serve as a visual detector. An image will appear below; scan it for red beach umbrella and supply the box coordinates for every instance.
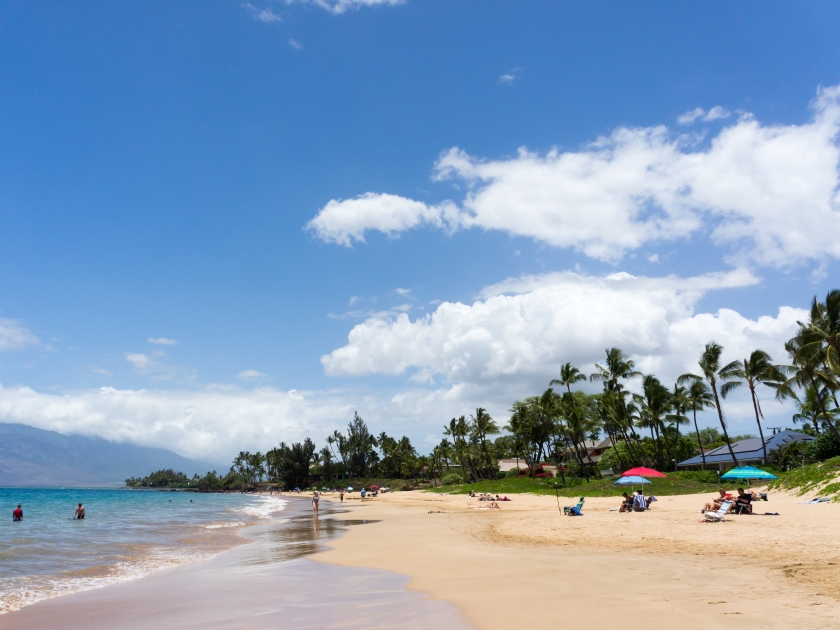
[621,466,666,478]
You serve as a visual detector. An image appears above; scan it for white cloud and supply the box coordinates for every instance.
[678,106,731,125]
[288,38,303,49]
[91,366,113,377]
[647,253,659,263]
[0,318,39,351]
[126,353,158,373]
[0,384,356,463]
[125,353,196,383]
[321,268,804,394]
[498,68,522,85]
[237,369,268,381]
[286,0,403,15]
[307,192,460,246]
[243,3,283,23]
[148,337,178,345]
[704,105,731,121]
[308,85,840,266]
[677,107,705,125]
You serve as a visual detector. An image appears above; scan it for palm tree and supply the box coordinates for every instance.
[685,379,714,469]
[470,408,499,480]
[590,348,641,391]
[776,330,840,445]
[679,342,740,467]
[719,350,784,464]
[551,362,587,394]
[666,385,690,472]
[791,387,839,433]
[633,375,672,470]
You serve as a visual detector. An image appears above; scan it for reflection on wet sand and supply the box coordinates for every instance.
[247,509,380,563]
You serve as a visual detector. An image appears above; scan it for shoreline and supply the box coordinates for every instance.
[0,496,470,629]
[313,489,840,629]
[0,491,288,616]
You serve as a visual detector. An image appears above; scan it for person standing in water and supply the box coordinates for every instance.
[13,504,23,521]
[74,503,85,519]
[312,492,320,513]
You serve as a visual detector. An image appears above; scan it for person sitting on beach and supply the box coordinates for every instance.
[734,488,758,513]
[502,496,510,501]
[702,489,728,513]
[619,492,633,512]
[13,504,22,521]
[74,503,85,520]
[468,490,476,497]
[632,491,648,511]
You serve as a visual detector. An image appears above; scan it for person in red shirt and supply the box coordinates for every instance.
[12,504,23,521]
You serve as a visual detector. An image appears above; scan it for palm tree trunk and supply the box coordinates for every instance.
[692,407,706,470]
[711,381,739,467]
[749,386,768,464]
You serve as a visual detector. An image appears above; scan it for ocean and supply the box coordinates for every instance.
[0,487,286,614]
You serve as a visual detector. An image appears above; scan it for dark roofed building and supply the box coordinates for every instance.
[677,429,813,470]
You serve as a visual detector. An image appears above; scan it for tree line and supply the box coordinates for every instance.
[128,290,840,489]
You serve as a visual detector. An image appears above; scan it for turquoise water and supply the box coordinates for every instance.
[0,488,286,613]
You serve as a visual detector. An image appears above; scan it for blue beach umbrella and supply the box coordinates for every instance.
[614,476,652,485]
[720,466,777,481]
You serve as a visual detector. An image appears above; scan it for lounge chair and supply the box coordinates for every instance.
[704,500,733,522]
[564,498,585,516]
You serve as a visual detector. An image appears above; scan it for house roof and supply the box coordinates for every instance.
[677,429,813,467]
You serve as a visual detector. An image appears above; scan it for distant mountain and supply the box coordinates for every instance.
[0,423,221,487]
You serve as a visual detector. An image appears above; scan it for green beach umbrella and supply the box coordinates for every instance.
[720,466,777,481]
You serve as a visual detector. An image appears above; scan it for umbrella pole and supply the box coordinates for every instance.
[554,483,560,512]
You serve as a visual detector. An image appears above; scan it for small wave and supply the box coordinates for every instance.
[234,496,287,519]
[201,521,246,529]
[0,547,217,615]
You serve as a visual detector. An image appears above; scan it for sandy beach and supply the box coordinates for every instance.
[3,489,839,629]
[315,489,840,629]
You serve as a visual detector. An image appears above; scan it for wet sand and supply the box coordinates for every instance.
[315,490,840,629]
[0,498,471,629]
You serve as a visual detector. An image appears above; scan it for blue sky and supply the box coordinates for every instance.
[1,1,839,462]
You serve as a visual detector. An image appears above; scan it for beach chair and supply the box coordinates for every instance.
[564,498,585,515]
[704,500,732,522]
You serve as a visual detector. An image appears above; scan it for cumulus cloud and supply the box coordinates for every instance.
[243,3,283,23]
[321,268,804,394]
[307,192,460,246]
[308,85,840,266]
[0,384,356,463]
[148,337,178,345]
[286,0,403,15]
[0,318,39,351]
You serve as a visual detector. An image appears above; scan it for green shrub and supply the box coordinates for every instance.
[808,432,840,460]
[496,470,507,480]
[505,468,521,478]
[440,473,463,486]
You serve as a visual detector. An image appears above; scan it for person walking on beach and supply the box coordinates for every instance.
[339,491,344,503]
[12,504,23,521]
[74,503,85,519]
[312,492,320,514]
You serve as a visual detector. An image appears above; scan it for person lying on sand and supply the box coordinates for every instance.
[470,502,500,510]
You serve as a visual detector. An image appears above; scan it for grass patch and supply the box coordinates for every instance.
[425,472,720,498]
[767,457,840,500]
